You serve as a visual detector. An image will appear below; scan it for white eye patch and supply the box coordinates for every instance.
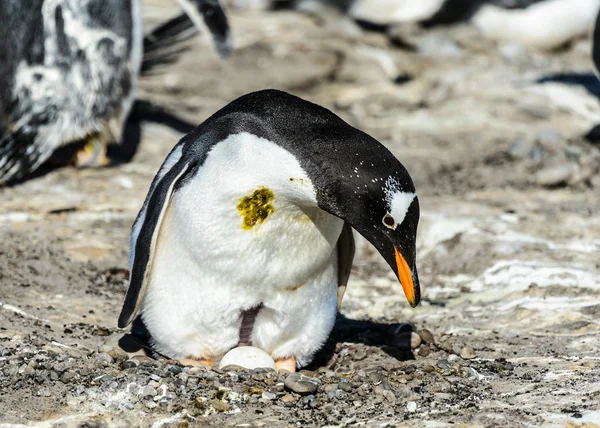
[383,191,416,230]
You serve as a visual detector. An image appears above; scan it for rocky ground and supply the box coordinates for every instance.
[1,1,600,427]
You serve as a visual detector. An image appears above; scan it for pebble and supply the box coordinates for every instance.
[284,373,319,395]
[106,347,128,363]
[302,394,317,408]
[122,359,140,369]
[338,379,353,392]
[373,386,395,404]
[418,346,432,357]
[536,165,572,187]
[460,346,476,360]
[536,129,563,148]
[211,399,231,412]
[406,401,417,412]
[261,391,277,400]
[95,353,114,367]
[140,385,157,398]
[281,394,295,403]
[447,354,460,363]
[418,329,435,345]
[437,360,451,370]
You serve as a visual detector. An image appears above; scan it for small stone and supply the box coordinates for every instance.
[507,139,534,160]
[536,129,563,148]
[220,364,245,372]
[357,384,370,397]
[261,391,277,400]
[418,329,435,345]
[167,365,183,375]
[353,348,367,360]
[460,346,476,360]
[60,371,76,383]
[437,360,451,370]
[302,394,316,408]
[211,400,231,412]
[406,401,417,412]
[122,359,140,369]
[284,373,319,395]
[140,385,157,398]
[106,347,127,363]
[95,353,114,367]
[418,346,432,357]
[281,394,295,403]
[374,386,395,404]
[447,354,460,363]
[536,165,572,187]
[338,379,353,392]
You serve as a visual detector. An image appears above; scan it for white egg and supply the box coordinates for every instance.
[218,346,276,370]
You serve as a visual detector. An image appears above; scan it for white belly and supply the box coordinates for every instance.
[140,133,345,365]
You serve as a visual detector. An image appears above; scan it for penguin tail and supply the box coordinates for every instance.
[141,0,232,75]
[142,14,198,75]
[0,128,48,186]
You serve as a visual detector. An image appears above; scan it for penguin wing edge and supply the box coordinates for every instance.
[336,222,355,310]
[592,5,600,77]
[118,155,192,328]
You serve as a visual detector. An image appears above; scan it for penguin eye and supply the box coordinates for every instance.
[382,213,396,229]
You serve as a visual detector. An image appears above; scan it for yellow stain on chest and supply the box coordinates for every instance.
[237,187,276,230]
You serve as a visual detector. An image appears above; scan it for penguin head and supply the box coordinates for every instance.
[314,140,421,308]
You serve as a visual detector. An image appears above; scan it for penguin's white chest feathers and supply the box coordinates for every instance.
[141,133,344,363]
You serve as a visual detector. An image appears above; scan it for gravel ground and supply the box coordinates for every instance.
[1,1,600,427]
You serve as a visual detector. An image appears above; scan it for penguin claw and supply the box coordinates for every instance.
[275,357,296,373]
[177,357,212,367]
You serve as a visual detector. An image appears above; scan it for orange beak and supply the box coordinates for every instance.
[394,247,418,307]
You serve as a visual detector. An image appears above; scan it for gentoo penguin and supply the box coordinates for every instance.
[593,5,600,76]
[269,0,599,50]
[118,89,421,371]
[0,0,231,185]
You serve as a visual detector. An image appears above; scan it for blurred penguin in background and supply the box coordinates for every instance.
[0,0,231,185]
[251,0,600,50]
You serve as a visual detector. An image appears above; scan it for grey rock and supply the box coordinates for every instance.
[261,391,277,400]
[460,347,476,360]
[536,165,572,187]
[437,360,451,370]
[95,353,114,367]
[140,385,157,398]
[284,373,319,395]
[122,359,139,369]
[418,329,435,345]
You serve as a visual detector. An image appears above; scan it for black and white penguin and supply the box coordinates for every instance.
[269,0,599,50]
[0,0,231,185]
[118,89,421,371]
[592,5,600,76]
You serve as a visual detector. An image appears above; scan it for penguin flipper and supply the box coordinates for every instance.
[177,0,232,59]
[336,222,355,310]
[592,5,600,77]
[0,128,50,186]
[118,144,192,328]
[142,0,232,74]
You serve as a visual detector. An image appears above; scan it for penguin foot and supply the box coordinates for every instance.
[177,357,212,367]
[75,134,110,168]
[275,357,296,373]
